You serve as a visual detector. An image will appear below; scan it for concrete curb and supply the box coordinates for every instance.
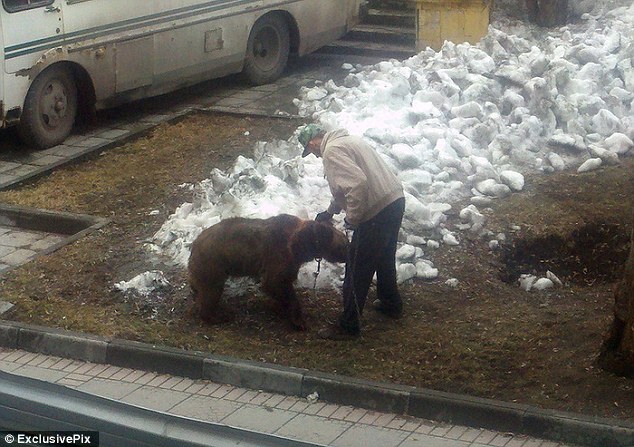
[0,320,633,447]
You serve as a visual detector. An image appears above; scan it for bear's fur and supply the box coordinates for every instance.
[188,214,349,330]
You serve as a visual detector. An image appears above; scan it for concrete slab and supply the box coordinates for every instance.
[0,300,14,316]
[1,231,42,247]
[121,385,190,412]
[332,424,410,447]
[170,395,242,423]
[77,377,142,400]
[2,248,37,265]
[0,245,16,257]
[221,404,298,434]
[12,364,69,383]
[26,154,66,166]
[276,413,353,445]
[401,434,470,447]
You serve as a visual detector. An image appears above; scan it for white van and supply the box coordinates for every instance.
[0,0,361,148]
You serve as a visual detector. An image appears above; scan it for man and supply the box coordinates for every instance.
[299,124,406,340]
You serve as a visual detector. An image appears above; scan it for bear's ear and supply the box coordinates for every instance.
[313,222,334,248]
[289,220,321,263]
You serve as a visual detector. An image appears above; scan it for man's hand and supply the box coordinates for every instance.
[315,211,333,222]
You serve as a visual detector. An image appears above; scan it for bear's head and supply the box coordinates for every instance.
[290,220,349,264]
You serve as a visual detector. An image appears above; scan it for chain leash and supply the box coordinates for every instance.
[312,257,322,300]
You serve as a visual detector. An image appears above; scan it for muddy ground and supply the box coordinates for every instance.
[0,112,632,422]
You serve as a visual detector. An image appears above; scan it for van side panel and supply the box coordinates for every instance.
[1,0,360,116]
[60,0,261,107]
[287,0,355,55]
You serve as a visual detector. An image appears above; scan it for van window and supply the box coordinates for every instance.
[3,0,54,13]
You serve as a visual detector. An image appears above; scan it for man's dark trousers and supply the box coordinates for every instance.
[339,197,405,334]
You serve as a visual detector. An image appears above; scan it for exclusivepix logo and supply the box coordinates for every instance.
[2,432,97,445]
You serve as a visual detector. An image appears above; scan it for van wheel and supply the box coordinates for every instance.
[18,65,78,149]
[243,15,290,85]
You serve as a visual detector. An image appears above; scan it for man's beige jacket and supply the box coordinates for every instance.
[320,129,404,226]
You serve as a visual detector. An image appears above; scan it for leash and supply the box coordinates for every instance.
[312,224,322,300]
[312,257,322,300]
[342,225,362,323]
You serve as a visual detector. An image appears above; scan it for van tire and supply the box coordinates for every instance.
[18,65,78,149]
[243,15,290,85]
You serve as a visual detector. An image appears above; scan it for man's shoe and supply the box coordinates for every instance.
[372,299,402,319]
[317,323,359,341]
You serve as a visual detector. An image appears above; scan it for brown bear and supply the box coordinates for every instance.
[188,214,349,330]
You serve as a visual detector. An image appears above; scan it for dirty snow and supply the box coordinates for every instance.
[118,1,634,296]
[114,270,170,295]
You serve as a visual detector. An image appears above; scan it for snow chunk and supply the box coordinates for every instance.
[499,171,525,192]
[577,158,603,173]
[547,271,563,287]
[391,143,422,168]
[546,153,566,171]
[451,101,483,119]
[589,145,619,165]
[533,278,555,291]
[397,263,417,284]
[604,133,633,154]
[396,244,417,262]
[591,109,622,135]
[416,261,439,279]
[427,240,440,250]
[442,232,460,246]
[476,179,511,198]
[519,274,537,292]
[406,235,427,246]
[115,271,169,295]
[548,134,585,152]
[459,204,486,230]
[305,87,328,101]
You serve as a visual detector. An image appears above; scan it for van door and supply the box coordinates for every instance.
[1,0,64,74]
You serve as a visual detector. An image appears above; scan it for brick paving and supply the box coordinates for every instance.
[0,225,64,274]
[0,347,575,447]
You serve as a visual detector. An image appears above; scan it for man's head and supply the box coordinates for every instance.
[298,124,324,157]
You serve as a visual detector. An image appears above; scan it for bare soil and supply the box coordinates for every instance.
[0,112,633,422]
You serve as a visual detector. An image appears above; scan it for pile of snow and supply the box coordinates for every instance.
[123,2,633,296]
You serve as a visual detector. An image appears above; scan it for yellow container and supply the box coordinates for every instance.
[413,0,491,51]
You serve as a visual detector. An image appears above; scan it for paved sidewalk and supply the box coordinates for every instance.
[0,347,572,447]
[0,225,62,275]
